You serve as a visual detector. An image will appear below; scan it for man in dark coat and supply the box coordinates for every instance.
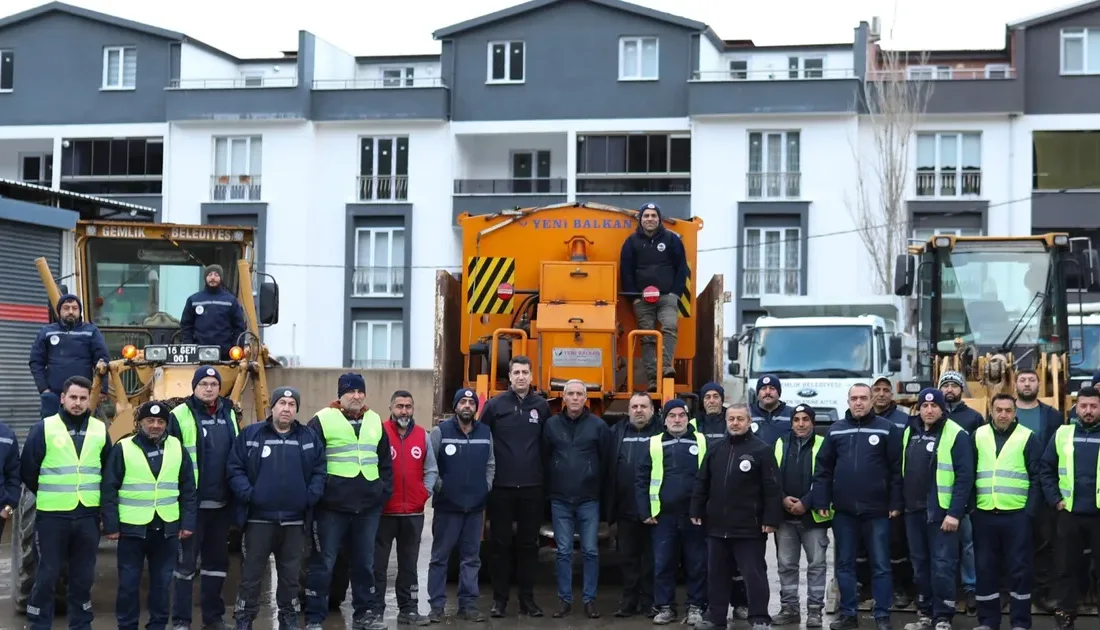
[28,294,109,418]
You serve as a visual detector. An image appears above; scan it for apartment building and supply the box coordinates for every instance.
[0,0,1094,369]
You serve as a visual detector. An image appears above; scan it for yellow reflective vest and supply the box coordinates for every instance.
[902,419,963,510]
[118,435,183,525]
[774,435,833,524]
[170,402,238,485]
[38,415,107,512]
[974,423,1032,512]
[1054,424,1100,512]
[316,407,383,479]
[648,432,706,517]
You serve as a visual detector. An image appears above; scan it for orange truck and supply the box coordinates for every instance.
[432,201,727,568]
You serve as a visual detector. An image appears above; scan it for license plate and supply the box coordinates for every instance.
[166,344,199,364]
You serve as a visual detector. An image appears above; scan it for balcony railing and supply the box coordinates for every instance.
[576,176,691,194]
[357,175,409,202]
[453,178,567,195]
[169,77,298,89]
[692,68,855,81]
[746,172,801,199]
[352,266,406,297]
[312,77,446,90]
[867,67,1016,81]
[351,359,404,369]
[210,174,262,202]
[742,269,801,298]
[915,170,982,197]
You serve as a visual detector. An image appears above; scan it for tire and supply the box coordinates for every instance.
[11,490,67,616]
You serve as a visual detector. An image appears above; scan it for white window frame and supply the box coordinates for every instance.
[906,65,951,80]
[486,41,525,84]
[353,227,405,297]
[352,320,404,368]
[742,227,802,298]
[619,36,659,81]
[728,59,748,80]
[102,46,137,90]
[747,130,801,198]
[915,131,982,198]
[0,49,12,92]
[213,136,262,177]
[19,152,50,183]
[1059,28,1100,75]
[211,136,262,202]
[382,67,415,88]
[984,64,1010,79]
[787,56,824,79]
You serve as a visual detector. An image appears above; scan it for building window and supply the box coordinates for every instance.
[747,131,800,198]
[382,67,415,87]
[575,134,690,193]
[359,136,409,201]
[743,227,801,298]
[985,64,1010,79]
[211,136,262,201]
[487,41,524,83]
[1033,130,1100,190]
[915,132,981,197]
[103,46,137,89]
[728,59,748,80]
[1061,28,1100,74]
[907,65,952,80]
[788,56,824,79]
[353,227,406,297]
[619,36,658,80]
[0,50,12,91]
[20,153,51,185]
[511,150,552,193]
[352,320,404,369]
[243,75,263,87]
[59,138,162,195]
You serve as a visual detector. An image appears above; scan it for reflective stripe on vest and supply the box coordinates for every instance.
[171,402,238,486]
[38,415,107,512]
[774,435,834,524]
[118,435,183,525]
[317,407,383,480]
[902,419,963,510]
[974,423,1031,511]
[648,433,706,517]
[1055,424,1100,512]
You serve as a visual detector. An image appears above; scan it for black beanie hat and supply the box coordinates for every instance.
[192,366,221,391]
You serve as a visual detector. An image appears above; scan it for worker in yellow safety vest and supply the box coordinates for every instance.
[103,400,197,630]
[637,399,708,626]
[1039,385,1100,630]
[18,375,113,630]
[971,393,1041,630]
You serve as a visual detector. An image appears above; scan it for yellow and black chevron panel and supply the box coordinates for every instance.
[678,267,692,318]
[466,256,516,314]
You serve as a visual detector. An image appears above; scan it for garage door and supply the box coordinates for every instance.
[0,220,61,439]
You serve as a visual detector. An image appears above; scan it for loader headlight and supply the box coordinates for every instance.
[197,346,221,362]
[142,345,166,361]
[1054,234,1069,246]
[901,381,924,394]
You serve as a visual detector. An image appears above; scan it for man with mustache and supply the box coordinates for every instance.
[29,293,108,418]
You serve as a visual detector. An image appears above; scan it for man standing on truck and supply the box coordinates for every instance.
[170,367,239,630]
[305,373,392,630]
[372,390,437,626]
[29,293,109,418]
[749,375,792,446]
[543,379,611,619]
[871,376,915,608]
[20,375,112,630]
[606,392,662,619]
[619,202,688,390]
[812,383,903,630]
[179,264,246,359]
[479,356,551,619]
[937,371,981,615]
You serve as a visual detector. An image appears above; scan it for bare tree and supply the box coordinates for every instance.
[846,48,933,295]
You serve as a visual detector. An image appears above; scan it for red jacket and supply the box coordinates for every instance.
[382,420,430,515]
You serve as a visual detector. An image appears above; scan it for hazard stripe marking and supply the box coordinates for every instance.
[678,266,692,318]
[466,256,516,314]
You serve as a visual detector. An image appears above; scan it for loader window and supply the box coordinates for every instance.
[1069,324,1100,376]
[748,325,874,378]
[85,238,241,327]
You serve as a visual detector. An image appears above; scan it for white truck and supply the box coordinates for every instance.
[727,295,915,422]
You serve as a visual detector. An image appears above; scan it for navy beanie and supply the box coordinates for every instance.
[662,398,687,417]
[792,404,816,423]
[757,374,782,395]
[699,381,725,402]
[192,366,221,390]
[916,387,947,415]
[338,372,366,397]
[136,400,172,422]
[272,386,301,410]
[453,388,480,412]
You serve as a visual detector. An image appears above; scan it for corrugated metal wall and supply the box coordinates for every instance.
[0,220,61,440]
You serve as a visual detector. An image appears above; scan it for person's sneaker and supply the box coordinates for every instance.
[831,616,859,630]
[277,616,301,630]
[1054,611,1076,630]
[456,608,486,623]
[686,605,705,626]
[973,626,994,630]
[806,608,823,628]
[751,623,772,630]
[614,604,637,618]
[397,611,430,626]
[695,622,718,630]
[733,607,749,621]
[305,624,323,630]
[1010,627,1027,630]
[771,606,800,625]
[653,607,676,625]
[428,608,444,624]
[353,614,386,630]
[892,590,913,608]
[933,621,951,630]
[490,600,506,618]
[875,619,892,630]
[174,624,191,630]
[903,617,932,630]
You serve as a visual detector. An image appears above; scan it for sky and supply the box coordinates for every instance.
[0,0,1085,58]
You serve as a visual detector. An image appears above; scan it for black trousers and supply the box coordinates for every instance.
[1054,511,1100,614]
[616,517,654,609]
[373,514,426,614]
[706,536,770,625]
[487,486,542,602]
[235,522,306,624]
[1034,504,1058,599]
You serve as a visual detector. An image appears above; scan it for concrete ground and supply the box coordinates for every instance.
[0,509,1067,630]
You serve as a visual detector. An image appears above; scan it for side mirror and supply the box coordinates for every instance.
[258,275,279,326]
[727,362,740,376]
[59,283,69,295]
[727,337,738,361]
[887,358,902,373]
[893,254,915,296]
[888,334,902,360]
[1088,248,1100,291]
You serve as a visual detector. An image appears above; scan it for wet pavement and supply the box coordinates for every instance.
[0,510,1065,629]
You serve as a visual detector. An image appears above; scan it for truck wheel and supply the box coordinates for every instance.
[11,490,67,616]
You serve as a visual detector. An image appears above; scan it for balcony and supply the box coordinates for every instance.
[352,266,406,297]
[351,359,404,369]
[165,77,309,121]
[688,69,860,116]
[210,175,262,202]
[311,78,449,121]
[452,178,567,219]
[746,172,801,199]
[865,69,1023,115]
[742,268,801,298]
[357,175,409,203]
[575,176,691,219]
[914,170,982,198]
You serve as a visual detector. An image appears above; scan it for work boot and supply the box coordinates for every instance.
[903,616,932,630]
[456,607,486,623]
[732,606,749,620]
[584,602,600,619]
[552,601,572,618]
[397,611,430,626]
[489,600,507,618]
[965,592,976,616]
[653,606,676,625]
[686,605,705,626]
[751,623,772,630]
[614,603,637,618]
[806,607,823,628]
[770,606,799,625]
[876,620,892,630]
[932,620,951,630]
[427,608,444,624]
[892,590,913,608]
[830,616,858,630]
[519,596,543,617]
[1054,610,1075,630]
